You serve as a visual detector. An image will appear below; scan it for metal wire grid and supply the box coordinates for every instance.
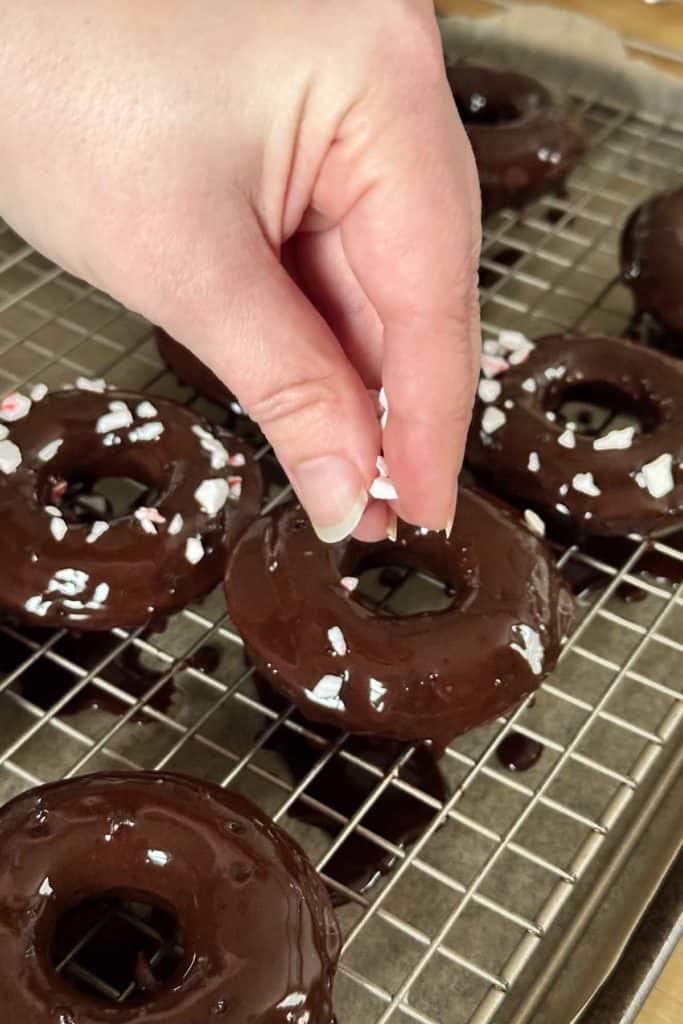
[0,87,681,1023]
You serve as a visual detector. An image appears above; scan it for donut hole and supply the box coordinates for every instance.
[341,542,462,617]
[548,381,660,437]
[40,454,167,524]
[51,890,184,1003]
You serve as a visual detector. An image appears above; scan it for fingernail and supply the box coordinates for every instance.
[290,455,367,544]
[445,490,458,539]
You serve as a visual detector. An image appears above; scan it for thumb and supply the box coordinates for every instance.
[161,222,379,543]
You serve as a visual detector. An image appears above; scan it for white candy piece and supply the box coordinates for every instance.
[50,518,68,542]
[96,407,133,434]
[48,568,89,597]
[129,422,164,443]
[483,339,502,355]
[573,472,601,497]
[228,453,246,467]
[134,507,166,534]
[522,377,537,393]
[185,536,205,565]
[481,407,506,435]
[108,400,129,412]
[369,476,398,500]
[558,429,576,449]
[86,521,109,544]
[76,377,106,393]
[528,451,541,473]
[555,502,570,516]
[92,582,110,605]
[481,354,509,378]
[136,401,158,419]
[228,476,243,500]
[102,432,122,447]
[195,478,229,515]
[304,674,345,712]
[38,439,63,462]
[30,383,48,402]
[327,625,347,657]
[637,453,674,499]
[379,386,389,429]
[544,365,566,380]
[498,330,533,353]
[524,509,546,537]
[593,426,636,451]
[340,575,359,593]
[511,624,544,675]
[168,513,184,535]
[25,595,52,617]
[0,439,22,474]
[478,379,502,404]
[369,677,387,710]
[0,392,31,422]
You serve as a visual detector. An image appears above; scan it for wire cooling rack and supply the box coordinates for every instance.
[0,87,682,1024]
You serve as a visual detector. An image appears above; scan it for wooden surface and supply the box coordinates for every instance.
[434,3,682,1021]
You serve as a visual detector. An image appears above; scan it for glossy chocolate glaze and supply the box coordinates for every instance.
[156,328,235,408]
[0,771,340,1023]
[496,732,544,772]
[225,492,575,751]
[621,187,683,341]
[0,389,262,630]
[446,64,584,214]
[467,334,683,537]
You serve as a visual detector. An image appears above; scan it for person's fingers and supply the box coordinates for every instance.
[159,213,380,544]
[313,28,482,532]
[290,226,384,388]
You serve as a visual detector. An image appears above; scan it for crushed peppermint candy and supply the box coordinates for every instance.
[522,377,537,393]
[369,677,388,710]
[0,439,22,474]
[0,392,31,422]
[524,509,546,537]
[528,451,541,473]
[481,407,506,435]
[481,354,509,378]
[369,476,398,500]
[340,575,359,593]
[544,365,567,380]
[327,625,347,657]
[38,438,63,462]
[86,521,109,544]
[593,426,636,451]
[483,339,502,355]
[25,595,52,617]
[30,383,48,402]
[498,330,534,354]
[558,429,576,449]
[168,513,184,535]
[129,422,164,443]
[511,624,544,675]
[96,407,133,435]
[228,452,246,467]
[48,568,89,597]
[136,401,158,419]
[379,386,389,429]
[195,478,229,515]
[375,455,389,478]
[228,476,243,500]
[50,518,68,542]
[556,502,570,516]
[559,483,569,496]
[185,536,205,565]
[0,425,7,440]
[504,399,514,410]
[76,377,107,393]
[102,432,122,447]
[636,453,674,499]
[45,505,63,518]
[134,507,166,534]
[108,400,129,413]
[92,582,110,605]
[478,379,501,404]
[573,472,601,497]
[304,674,345,712]
[191,424,229,470]
[508,347,531,366]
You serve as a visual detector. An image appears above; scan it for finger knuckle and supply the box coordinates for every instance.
[243,373,339,434]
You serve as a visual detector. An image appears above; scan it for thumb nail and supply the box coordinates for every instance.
[290,455,367,543]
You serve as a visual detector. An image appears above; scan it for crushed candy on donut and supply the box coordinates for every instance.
[96,406,133,434]
[593,426,636,451]
[556,502,570,515]
[229,452,246,467]
[481,354,509,378]
[228,476,243,500]
[185,536,205,565]
[481,407,506,434]
[369,677,388,711]
[572,472,601,497]
[544,365,567,380]
[76,377,107,393]
[30,383,48,402]
[510,624,544,675]
[498,330,534,354]
[92,582,110,604]
[134,507,166,534]
[636,453,674,499]
[0,439,22,474]
[0,392,31,422]
[522,377,537,393]
[168,513,184,535]
[340,575,359,593]
[370,475,398,500]
[192,424,229,470]
[558,429,576,449]
[47,568,89,597]
[129,421,164,443]
[102,432,122,447]
[0,425,7,440]
[327,625,347,657]
[376,455,389,478]
[528,451,541,473]
[379,386,389,429]
[478,379,502,403]
[304,673,346,712]
[86,521,109,544]
[37,438,63,462]
[24,595,52,617]
[195,478,229,515]
[524,509,546,537]
[508,347,531,366]
[50,518,67,543]
[136,401,158,419]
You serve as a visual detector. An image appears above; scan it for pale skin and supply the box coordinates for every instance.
[0,0,481,543]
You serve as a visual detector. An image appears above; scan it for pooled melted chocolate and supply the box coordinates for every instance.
[0,772,340,1023]
[621,187,683,341]
[446,64,584,213]
[225,491,575,752]
[496,732,544,772]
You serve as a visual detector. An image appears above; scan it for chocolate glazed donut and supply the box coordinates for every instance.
[620,186,683,344]
[467,334,683,537]
[446,64,584,213]
[224,494,575,752]
[0,771,340,1023]
[0,387,262,629]
[156,328,236,408]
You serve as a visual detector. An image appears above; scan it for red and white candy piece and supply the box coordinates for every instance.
[369,454,398,501]
[30,383,48,402]
[340,575,359,593]
[0,392,31,422]
[86,521,109,544]
[38,439,63,462]
[134,506,166,535]
[481,407,506,435]
[327,625,347,657]
[228,476,243,500]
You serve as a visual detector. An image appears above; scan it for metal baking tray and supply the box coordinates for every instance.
[0,52,682,1024]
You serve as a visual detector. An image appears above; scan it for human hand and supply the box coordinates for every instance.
[1,0,481,541]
